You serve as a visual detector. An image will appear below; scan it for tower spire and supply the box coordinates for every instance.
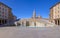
[32,9,36,18]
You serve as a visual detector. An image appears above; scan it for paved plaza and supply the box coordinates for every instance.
[0,27,60,38]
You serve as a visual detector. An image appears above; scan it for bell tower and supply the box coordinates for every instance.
[32,9,36,18]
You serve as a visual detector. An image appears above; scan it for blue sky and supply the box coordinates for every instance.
[0,0,60,19]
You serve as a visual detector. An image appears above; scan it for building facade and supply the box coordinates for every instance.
[49,2,60,25]
[0,2,16,26]
[15,2,60,27]
[17,9,55,27]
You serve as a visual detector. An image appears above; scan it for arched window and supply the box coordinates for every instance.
[34,22,36,26]
[22,22,24,25]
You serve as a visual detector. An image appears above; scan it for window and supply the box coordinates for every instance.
[51,21,53,23]
[58,15,59,17]
[2,8,4,11]
[0,11,1,13]
[0,14,1,16]
[58,6,59,9]
[2,15,4,17]
[5,8,7,12]
[0,7,1,9]
[5,16,7,18]
[58,11,59,13]
[2,12,4,15]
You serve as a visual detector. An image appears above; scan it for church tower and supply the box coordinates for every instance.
[38,14,41,18]
[32,9,36,18]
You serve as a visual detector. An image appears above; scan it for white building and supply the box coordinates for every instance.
[16,9,56,27]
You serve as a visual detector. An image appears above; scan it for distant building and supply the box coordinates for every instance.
[0,2,16,26]
[17,9,55,27]
[32,9,36,18]
[15,2,60,27]
[49,2,60,25]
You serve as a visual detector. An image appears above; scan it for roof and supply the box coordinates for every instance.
[0,2,12,9]
[50,2,60,9]
[36,19,50,24]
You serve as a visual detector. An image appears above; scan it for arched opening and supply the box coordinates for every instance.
[26,21,29,26]
[22,22,24,26]
[58,20,59,25]
[34,22,36,26]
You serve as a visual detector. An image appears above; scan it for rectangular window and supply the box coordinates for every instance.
[0,11,1,13]
[2,8,4,11]
[58,15,59,17]
[2,15,4,17]
[0,14,1,16]
[58,6,59,9]
[0,14,2,18]
[58,11,59,13]
[5,8,7,12]
[2,12,4,15]
[0,7,1,9]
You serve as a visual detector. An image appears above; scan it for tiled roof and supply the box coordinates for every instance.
[36,18,52,24]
